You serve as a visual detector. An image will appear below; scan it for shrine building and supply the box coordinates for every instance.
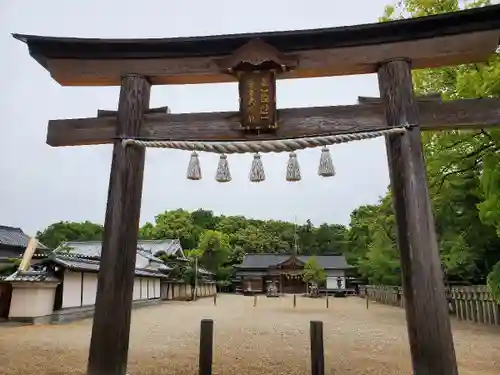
[234,253,352,294]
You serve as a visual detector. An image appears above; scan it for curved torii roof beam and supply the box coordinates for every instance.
[12,4,500,86]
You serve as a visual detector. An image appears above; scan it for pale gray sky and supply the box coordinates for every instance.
[0,0,393,236]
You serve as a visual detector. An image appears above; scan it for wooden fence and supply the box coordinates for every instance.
[360,285,500,326]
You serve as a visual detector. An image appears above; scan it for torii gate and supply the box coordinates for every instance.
[13,5,500,375]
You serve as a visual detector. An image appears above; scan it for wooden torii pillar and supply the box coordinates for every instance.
[379,60,458,375]
[12,5,500,375]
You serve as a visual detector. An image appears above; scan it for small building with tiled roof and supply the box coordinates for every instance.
[234,253,353,294]
[0,225,50,266]
[3,238,217,323]
[32,240,174,310]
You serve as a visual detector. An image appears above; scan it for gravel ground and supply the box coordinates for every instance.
[0,294,499,375]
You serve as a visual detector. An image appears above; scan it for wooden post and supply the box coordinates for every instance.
[326,293,329,308]
[199,319,214,375]
[87,74,150,375]
[310,321,325,375]
[213,293,217,306]
[378,59,458,375]
[293,294,296,308]
[253,295,257,307]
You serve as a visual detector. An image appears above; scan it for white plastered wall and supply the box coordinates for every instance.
[62,271,82,308]
[82,273,98,305]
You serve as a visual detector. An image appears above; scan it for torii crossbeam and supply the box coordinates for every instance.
[13,4,500,375]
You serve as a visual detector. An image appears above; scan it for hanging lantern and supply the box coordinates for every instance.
[318,147,335,177]
[249,153,266,182]
[186,151,202,180]
[215,154,232,182]
[286,152,301,182]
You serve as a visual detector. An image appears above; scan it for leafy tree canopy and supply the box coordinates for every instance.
[302,256,326,284]
[36,221,104,250]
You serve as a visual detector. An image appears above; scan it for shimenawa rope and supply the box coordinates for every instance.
[121,127,407,154]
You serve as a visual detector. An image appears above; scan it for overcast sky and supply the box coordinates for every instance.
[0,0,393,236]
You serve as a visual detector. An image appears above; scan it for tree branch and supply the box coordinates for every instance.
[431,143,500,193]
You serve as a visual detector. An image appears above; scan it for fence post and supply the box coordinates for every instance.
[293,294,297,308]
[310,321,325,375]
[326,294,329,309]
[199,319,214,375]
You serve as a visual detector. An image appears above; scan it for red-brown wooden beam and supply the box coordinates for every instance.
[46,98,500,147]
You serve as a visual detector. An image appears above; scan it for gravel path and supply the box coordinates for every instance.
[0,294,499,375]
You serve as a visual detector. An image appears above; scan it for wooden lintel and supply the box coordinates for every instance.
[46,98,500,147]
[358,93,442,104]
[97,106,169,117]
[39,30,500,86]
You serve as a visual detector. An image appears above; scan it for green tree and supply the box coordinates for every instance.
[346,194,399,284]
[0,258,21,276]
[191,209,220,230]
[140,209,199,249]
[197,230,231,272]
[380,0,500,291]
[36,221,104,249]
[302,256,326,284]
[487,261,500,302]
[315,223,348,254]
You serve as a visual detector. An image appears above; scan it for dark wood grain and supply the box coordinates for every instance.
[47,98,500,147]
[97,106,169,117]
[86,74,150,375]
[310,321,325,375]
[358,93,442,104]
[35,30,499,86]
[199,319,214,375]
[379,59,458,375]
[238,70,277,132]
[15,6,500,61]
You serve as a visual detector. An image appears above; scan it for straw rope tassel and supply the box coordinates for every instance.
[249,153,266,182]
[186,151,202,180]
[286,152,301,182]
[318,147,335,177]
[215,154,232,182]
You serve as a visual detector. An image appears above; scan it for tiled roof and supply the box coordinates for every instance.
[237,253,352,270]
[55,240,180,263]
[53,255,100,271]
[137,249,163,263]
[0,225,48,249]
[135,268,170,278]
[236,271,268,277]
[5,270,60,283]
[137,239,184,257]
[50,254,170,278]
